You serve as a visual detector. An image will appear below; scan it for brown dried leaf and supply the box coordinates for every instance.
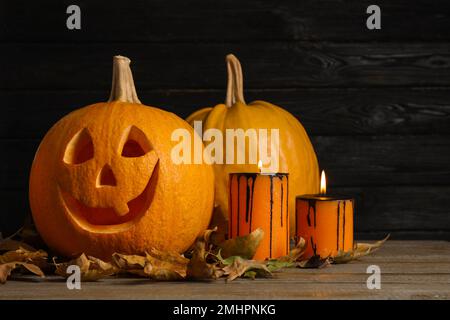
[0,247,48,269]
[125,268,148,277]
[143,260,184,281]
[145,250,188,280]
[20,263,45,278]
[0,262,44,284]
[0,239,37,252]
[218,228,264,260]
[222,256,272,281]
[208,205,228,245]
[278,237,306,263]
[147,247,189,269]
[202,226,218,245]
[354,234,390,255]
[112,249,189,280]
[187,239,220,280]
[332,234,390,264]
[55,253,117,281]
[0,263,16,284]
[297,255,330,269]
[111,253,146,270]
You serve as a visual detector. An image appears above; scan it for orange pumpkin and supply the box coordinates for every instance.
[186,54,319,237]
[29,56,214,260]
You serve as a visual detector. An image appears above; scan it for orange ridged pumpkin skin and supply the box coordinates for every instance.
[186,55,319,236]
[29,57,214,260]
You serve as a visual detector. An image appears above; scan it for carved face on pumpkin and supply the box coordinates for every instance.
[29,56,214,259]
[60,118,159,229]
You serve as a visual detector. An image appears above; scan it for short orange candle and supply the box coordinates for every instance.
[295,171,354,258]
[229,169,289,260]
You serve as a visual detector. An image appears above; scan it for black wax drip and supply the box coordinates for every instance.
[307,199,317,228]
[351,199,355,249]
[249,177,255,234]
[307,205,312,227]
[280,177,284,227]
[237,175,240,236]
[310,236,318,256]
[269,175,274,258]
[336,200,340,251]
[229,175,233,238]
[286,177,289,254]
[245,178,250,223]
[313,200,317,228]
[343,200,346,251]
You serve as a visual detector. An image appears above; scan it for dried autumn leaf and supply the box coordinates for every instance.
[264,238,307,272]
[20,263,45,278]
[0,247,48,269]
[243,270,258,279]
[144,250,188,280]
[278,237,307,263]
[354,234,390,255]
[297,255,330,269]
[222,256,272,281]
[112,249,189,280]
[55,253,117,281]
[202,226,219,245]
[266,259,295,272]
[0,238,37,252]
[89,256,117,272]
[218,228,264,260]
[0,262,44,284]
[0,263,17,284]
[208,205,228,245]
[332,234,390,264]
[112,253,146,270]
[187,238,220,280]
[147,247,189,269]
[143,260,184,281]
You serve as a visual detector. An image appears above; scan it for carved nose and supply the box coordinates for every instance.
[97,164,117,187]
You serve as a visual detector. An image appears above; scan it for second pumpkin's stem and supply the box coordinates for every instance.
[225,54,246,107]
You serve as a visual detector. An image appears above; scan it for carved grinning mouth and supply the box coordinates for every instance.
[61,163,158,227]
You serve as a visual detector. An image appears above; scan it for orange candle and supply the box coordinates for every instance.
[229,168,289,260]
[295,171,354,259]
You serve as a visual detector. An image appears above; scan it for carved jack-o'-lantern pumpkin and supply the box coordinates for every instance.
[29,56,214,259]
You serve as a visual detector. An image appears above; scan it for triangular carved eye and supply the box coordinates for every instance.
[64,128,94,164]
[120,126,152,157]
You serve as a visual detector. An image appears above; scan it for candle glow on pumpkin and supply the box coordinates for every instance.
[320,170,326,195]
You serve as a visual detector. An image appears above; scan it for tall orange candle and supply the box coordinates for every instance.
[229,165,289,260]
[296,171,354,259]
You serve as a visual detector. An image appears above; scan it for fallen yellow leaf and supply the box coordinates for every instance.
[332,234,390,264]
[0,262,44,284]
[54,253,117,281]
[218,228,264,260]
[222,256,272,281]
[187,238,221,280]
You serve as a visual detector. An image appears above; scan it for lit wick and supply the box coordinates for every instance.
[258,160,263,173]
[320,170,326,195]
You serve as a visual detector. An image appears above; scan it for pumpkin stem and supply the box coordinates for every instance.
[225,54,246,107]
[108,55,141,104]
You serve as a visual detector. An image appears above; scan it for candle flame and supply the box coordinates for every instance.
[320,170,326,195]
[258,160,263,173]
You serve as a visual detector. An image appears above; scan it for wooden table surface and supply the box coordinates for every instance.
[1,241,449,300]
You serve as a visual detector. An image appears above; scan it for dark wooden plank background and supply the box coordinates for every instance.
[1,0,449,239]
